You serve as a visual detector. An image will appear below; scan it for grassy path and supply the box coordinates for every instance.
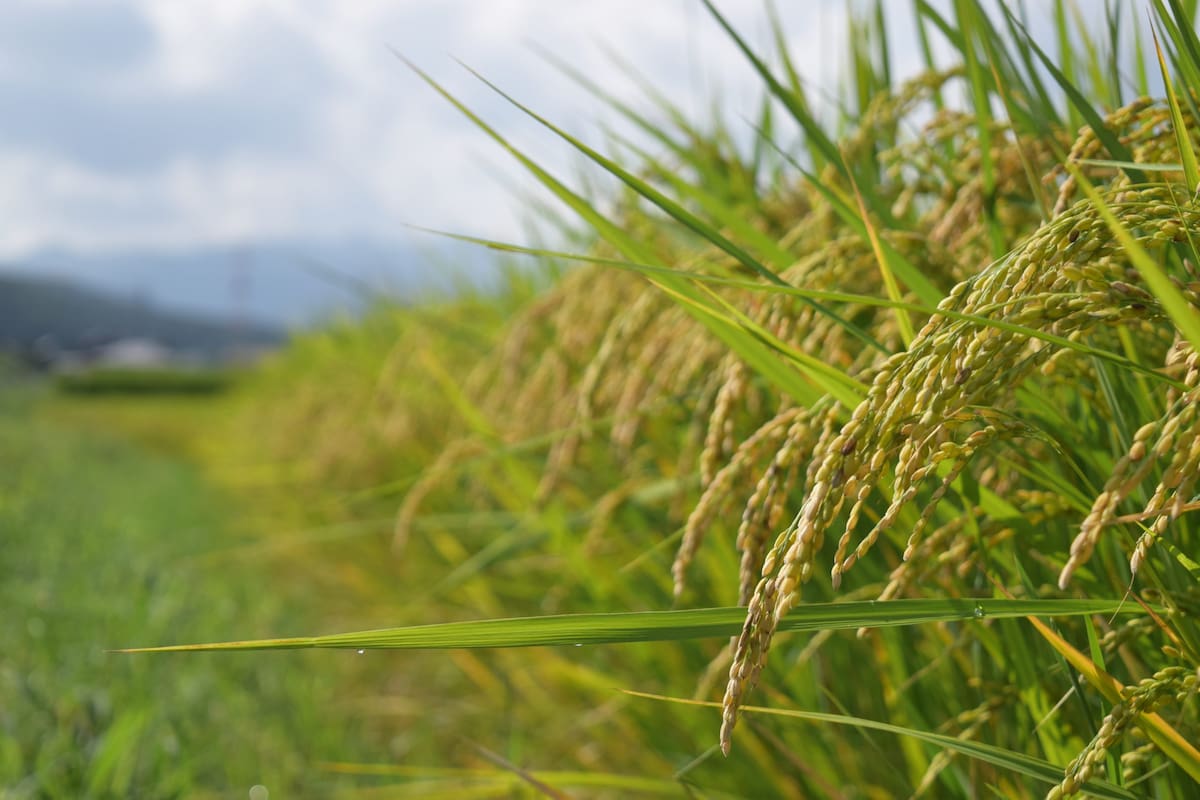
[0,386,377,798]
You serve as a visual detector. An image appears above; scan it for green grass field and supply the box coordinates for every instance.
[0,382,387,798]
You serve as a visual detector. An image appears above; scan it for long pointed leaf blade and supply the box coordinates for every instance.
[752,127,944,306]
[1152,22,1200,192]
[453,61,887,356]
[1001,5,1147,186]
[393,56,843,401]
[701,0,841,173]
[458,61,791,287]
[1069,166,1200,354]
[1024,611,1200,784]
[843,150,916,344]
[623,690,1138,800]
[118,598,1149,653]
[1161,0,1200,86]
[411,226,1183,390]
[530,43,706,176]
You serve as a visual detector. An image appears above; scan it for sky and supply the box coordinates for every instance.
[0,2,1159,326]
[0,0,905,262]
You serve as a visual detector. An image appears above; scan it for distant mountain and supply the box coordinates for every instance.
[5,237,496,328]
[0,272,284,364]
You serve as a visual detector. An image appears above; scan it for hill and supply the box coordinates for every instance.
[10,238,496,327]
[0,272,283,365]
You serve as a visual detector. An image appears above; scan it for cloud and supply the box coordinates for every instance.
[0,0,858,259]
[0,0,155,81]
[0,1,335,173]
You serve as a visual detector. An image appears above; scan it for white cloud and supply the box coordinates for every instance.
[0,0,864,259]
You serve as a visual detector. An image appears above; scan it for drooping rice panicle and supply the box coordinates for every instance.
[1047,665,1199,799]
[722,174,1200,749]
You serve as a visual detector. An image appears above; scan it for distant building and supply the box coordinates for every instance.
[94,337,171,368]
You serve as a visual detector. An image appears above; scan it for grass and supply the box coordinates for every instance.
[0,380,386,797]
[102,1,1200,798]
[55,367,234,397]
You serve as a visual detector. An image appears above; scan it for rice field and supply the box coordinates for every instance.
[0,383,391,798]
[32,2,1200,798]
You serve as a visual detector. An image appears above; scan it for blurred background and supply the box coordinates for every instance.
[0,0,874,338]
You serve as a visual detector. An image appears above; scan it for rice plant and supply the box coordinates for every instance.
[132,2,1200,797]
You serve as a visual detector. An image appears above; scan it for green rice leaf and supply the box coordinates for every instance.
[1069,168,1200,354]
[452,60,886,356]
[1002,5,1146,186]
[843,154,916,345]
[686,281,866,407]
[623,690,1139,799]
[700,0,842,175]
[411,227,1184,390]
[321,762,712,798]
[459,63,786,287]
[953,0,1006,258]
[118,598,1150,653]
[393,55,846,404]
[1152,22,1200,193]
[992,1,1060,125]
[1162,540,1200,582]
[1078,159,1186,172]
[1167,0,1200,73]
